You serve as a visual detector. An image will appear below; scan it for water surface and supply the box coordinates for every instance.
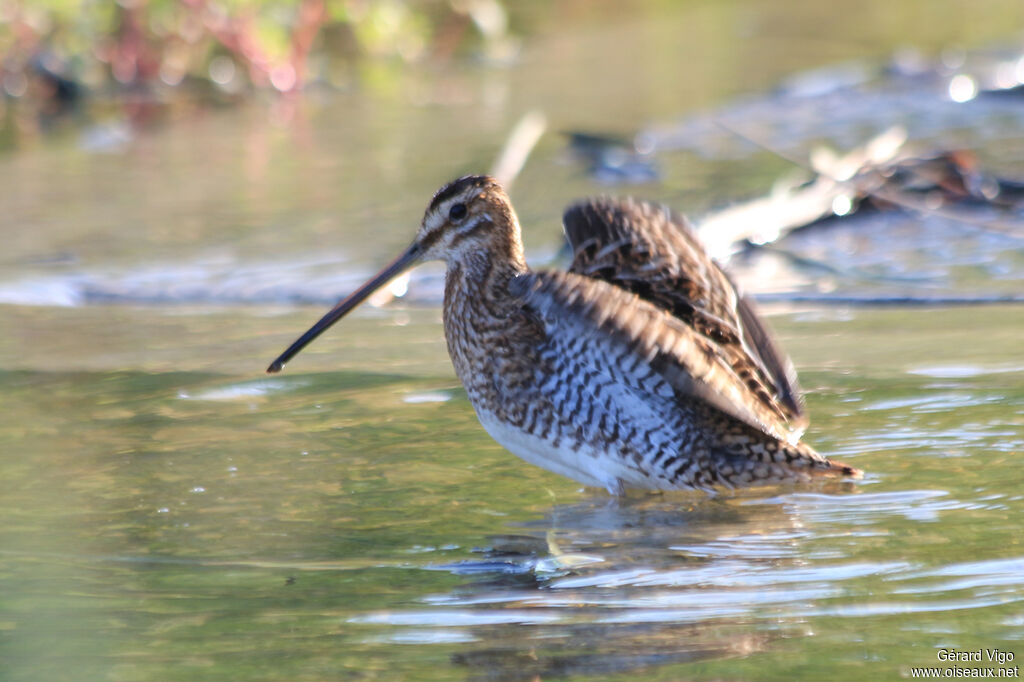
[1,302,1021,680]
[1,1,1023,680]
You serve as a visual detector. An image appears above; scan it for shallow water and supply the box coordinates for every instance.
[1,303,1022,681]
[2,0,1024,680]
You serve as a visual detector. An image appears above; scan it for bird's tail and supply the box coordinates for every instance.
[786,439,864,480]
[711,434,863,487]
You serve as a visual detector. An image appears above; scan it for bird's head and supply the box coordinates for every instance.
[266,175,523,373]
[413,174,523,265]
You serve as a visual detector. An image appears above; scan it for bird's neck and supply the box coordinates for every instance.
[443,250,527,321]
[441,240,531,397]
[443,228,528,308]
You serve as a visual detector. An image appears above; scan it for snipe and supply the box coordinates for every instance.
[268,175,862,494]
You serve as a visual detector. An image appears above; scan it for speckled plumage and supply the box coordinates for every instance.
[268,174,863,493]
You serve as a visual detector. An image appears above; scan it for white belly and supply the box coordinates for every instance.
[475,409,669,494]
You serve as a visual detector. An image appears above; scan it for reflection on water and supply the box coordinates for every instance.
[0,304,1022,679]
[351,479,1024,679]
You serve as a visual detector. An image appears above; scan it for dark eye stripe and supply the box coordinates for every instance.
[449,216,491,246]
[419,227,443,249]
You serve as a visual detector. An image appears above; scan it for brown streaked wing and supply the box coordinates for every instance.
[733,293,805,433]
[512,271,800,443]
[561,197,807,438]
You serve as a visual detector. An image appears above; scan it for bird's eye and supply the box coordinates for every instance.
[448,203,467,222]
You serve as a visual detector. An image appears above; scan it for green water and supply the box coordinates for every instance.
[2,0,1024,680]
[1,304,1021,681]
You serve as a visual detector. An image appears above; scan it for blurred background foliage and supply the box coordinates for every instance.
[3,0,1022,153]
[0,0,574,148]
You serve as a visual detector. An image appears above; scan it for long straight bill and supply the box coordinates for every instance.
[266,243,421,373]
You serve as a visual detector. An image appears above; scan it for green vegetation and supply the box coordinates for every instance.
[0,0,533,149]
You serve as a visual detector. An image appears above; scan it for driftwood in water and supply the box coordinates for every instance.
[695,127,1024,261]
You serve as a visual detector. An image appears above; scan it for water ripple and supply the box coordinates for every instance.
[745,490,962,524]
[909,364,1024,378]
[349,609,565,627]
[862,393,1003,413]
[890,557,1024,595]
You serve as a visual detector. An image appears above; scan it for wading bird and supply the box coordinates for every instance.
[267,175,862,494]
